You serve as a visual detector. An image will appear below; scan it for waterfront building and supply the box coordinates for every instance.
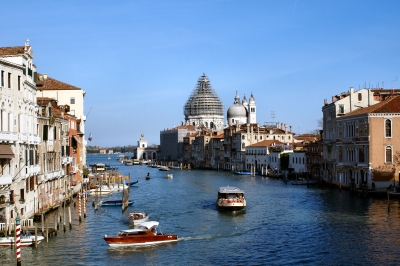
[0,41,41,222]
[134,133,159,162]
[335,95,400,190]
[223,122,294,172]
[36,74,87,170]
[288,151,307,174]
[305,132,324,179]
[160,125,196,162]
[245,140,283,174]
[36,97,71,213]
[322,87,400,183]
[268,145,293,171]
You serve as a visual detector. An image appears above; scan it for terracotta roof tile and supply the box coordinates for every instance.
[342,95,400,117]
[36,75,81,91]
[248,140,284,147]
[0,46,26,56]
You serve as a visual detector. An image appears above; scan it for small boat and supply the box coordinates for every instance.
[158,166,170,171]
[101,200,134,207]
[89,188,112,195]
[166,173,173,179]
[216,186,246,211]
[0,233,45,247]
[124,159,133,166]
[128,211,149,225]
[103,221,178,247]
[126,180,139,186]
[146,173,151,180]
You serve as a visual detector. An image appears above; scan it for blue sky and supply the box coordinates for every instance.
[3,1,400,147]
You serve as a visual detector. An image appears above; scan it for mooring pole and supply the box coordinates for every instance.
[15,215,21,266]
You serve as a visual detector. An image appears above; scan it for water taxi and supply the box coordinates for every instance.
[216,186,246,211]
[0,233,45,247]
[128,211,149,226]
[103,221,178,247]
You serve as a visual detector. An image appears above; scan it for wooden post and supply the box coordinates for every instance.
[54,212,57,234]
[387,192,390,212]
[83,191,86,219]
[15,215,21,266]
[63,200,66,232]
[34,224,38,248]
[78,193,81,223]
[41,214,44,236]
[68,206,71,230]
[45,219,48,243]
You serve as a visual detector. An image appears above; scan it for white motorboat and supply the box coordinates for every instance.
[128,211,149,226]
[216,186,246,211]
[166,173,173,179]
[0,233,45,247]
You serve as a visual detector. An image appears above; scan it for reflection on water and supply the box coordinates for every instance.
[0,154,400,265]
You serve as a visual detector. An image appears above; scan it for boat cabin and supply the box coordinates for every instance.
[92,163,106,173]
[217,187,245,200]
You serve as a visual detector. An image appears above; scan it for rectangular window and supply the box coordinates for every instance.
[70,97,75,104]
[386,146,392,163]
[358,146,364,163]
[1,70,4,86]
[7,73,11,88]
[338,105,345,114]
[18,76,21,90]
[338,146,343,162]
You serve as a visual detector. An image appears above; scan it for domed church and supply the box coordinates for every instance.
[227,92,256,126]
[184,74,224,130]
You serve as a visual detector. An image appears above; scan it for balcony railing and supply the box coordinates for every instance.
[0,132,18,142]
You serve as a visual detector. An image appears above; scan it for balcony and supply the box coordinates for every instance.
[62,156,73,165]
[19,133,40,144]
[0,132,18,142]
[0,174,12,186]
[44,169,63,181]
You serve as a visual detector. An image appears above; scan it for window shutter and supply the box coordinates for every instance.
[43,125,48,140]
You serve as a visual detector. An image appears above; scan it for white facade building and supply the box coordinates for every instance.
[288,152,307,173]
[0,40,41,222]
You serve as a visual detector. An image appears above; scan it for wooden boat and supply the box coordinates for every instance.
[128,211,149,225]
[126,180,139,186]
[101,200,134,207]
[216,186,246,211]
[103,221,178,247]
[0,233,45,247]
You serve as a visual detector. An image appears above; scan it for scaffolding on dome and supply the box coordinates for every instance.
[184,73,224,118]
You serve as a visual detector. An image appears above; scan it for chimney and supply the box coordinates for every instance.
[43,74,48,80]
[285,124,288,134]
[324,99,328,105]
[350,87,354,93]
[332,96,336,103]
[290,126,292,133]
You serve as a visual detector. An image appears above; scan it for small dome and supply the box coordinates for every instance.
[249,93,255,103]
[242,95,248,105]
[227,103,247,117]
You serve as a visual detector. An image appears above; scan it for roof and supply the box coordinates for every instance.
[218,186,244,194]
[0,46,26,56]
[248,140,284,147]
[36,75,82,91]
[342,95,400,117]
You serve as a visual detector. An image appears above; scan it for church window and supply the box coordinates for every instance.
[385,119,392,138]
[385,146,392,163]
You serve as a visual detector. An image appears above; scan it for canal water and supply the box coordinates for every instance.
[1,154,400,265]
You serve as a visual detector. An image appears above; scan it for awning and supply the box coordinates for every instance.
[72,136,82,146]
[0,144,14,159]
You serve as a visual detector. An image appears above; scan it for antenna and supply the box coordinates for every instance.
[271,111,275,122]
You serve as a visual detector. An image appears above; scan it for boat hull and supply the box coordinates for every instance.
[101,200,134,207]
[216,202,246,211]
[0,236,44,247]
[103,235,178,247]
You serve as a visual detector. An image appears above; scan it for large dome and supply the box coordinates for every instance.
[227,104,247,117]
[184,74,224,118]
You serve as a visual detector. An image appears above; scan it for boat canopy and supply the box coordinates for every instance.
[218,186,244,194]
[119,221,159,233]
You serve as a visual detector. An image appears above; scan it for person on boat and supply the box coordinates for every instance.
[146,172,150,177]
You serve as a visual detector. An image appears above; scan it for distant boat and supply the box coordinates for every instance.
[101,200,134,207]
[108,154,111,160]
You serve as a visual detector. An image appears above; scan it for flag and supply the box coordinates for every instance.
[89,133,92,141]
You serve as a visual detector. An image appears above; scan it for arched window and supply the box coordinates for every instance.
[242,135,245,140]
[385,146,392,163]
[385,119,392,137]
[242,142,245,149]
